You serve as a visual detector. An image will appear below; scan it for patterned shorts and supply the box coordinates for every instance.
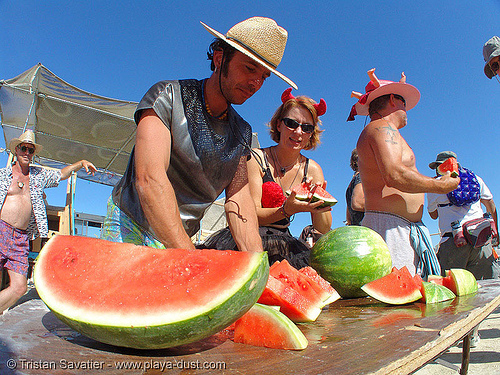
[0,219,30,277]
[100,196,165,249]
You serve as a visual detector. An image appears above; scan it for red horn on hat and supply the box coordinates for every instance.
[281,87,295,103]
[314,98,327,116]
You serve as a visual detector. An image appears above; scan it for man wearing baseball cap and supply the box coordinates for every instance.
[350,69,459,279]
[483,36,500,80]
[0,130,96,313]
[102,17,296,252]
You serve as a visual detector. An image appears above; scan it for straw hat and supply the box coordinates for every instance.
[9,130,42,155]
[347,68,420,121]
[201,17,297,89]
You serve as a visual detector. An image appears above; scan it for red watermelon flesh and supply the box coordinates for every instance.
[311,185,338,208]
[428,274,453,291]
[437,157,459,177]
[299,266,341,305]
[257,275,322,322]
[234,303,308,350]
[413,274,424,301]
[286,182,312,201]
[361,266,423,305]
[33,235,269,349]
[270,260,326,307]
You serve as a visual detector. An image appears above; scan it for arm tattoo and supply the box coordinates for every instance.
[377,124,398,145]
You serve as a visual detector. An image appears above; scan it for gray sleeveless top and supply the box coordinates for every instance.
[112,79,252,238]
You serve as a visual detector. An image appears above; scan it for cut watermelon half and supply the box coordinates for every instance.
[285,182,337,207]
[257,275,322,322]
[420,281,455,304]
[447,268,478,296]
[437,157,459,177]
[234,303,308,350]
[361,266,422,305]
[34,235,269,349]
[299,266,341,305]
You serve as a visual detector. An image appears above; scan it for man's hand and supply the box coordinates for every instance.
[438,171,460,193]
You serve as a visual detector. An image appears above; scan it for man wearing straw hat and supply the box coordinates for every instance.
[483,36,500,80]
[348,69,459,279]
[102,17,296,252]
[0,130,96,313]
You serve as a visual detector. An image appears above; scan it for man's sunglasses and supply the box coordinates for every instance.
[490,60,500,73]
[19,145,35,154]
[282,118,315,134]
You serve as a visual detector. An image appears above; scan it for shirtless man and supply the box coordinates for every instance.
[0,130,96,313]
[348,69,459,277]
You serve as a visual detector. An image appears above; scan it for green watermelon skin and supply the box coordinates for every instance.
[310,226,392,298]
[34,236,269,349]
[421,281,455,304]
[448,268,478,296]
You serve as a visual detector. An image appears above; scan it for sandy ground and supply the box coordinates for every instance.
[414,306,500,375]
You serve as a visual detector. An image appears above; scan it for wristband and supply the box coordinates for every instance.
[279,202,290,219]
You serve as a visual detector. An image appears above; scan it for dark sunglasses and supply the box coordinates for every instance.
[490,60,500,73]
[393,94,406,106]
[19,145,35,154]
[282,118,315,134]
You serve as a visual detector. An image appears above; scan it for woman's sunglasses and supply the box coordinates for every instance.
[282,118,315,134]
[19,145,35,154]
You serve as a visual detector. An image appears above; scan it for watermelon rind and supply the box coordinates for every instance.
[34,235,269,349]
[310,226,392,298]
[421,281,455,304]
[311,186,338,208]
[234,303,308,350]
[448,268,478,296]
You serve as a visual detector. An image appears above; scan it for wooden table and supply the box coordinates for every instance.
[1,280,500,375]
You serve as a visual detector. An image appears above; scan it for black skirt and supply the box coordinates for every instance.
[198,226,310,269]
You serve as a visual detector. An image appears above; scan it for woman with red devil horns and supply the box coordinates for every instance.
[201,88,331,269]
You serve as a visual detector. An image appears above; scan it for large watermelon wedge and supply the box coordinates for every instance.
[234,303,308,350]
[34,235,269,349]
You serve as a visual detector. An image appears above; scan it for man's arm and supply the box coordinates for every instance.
[225,155,263,252]
[60,160,97,180]
[351,182,365,212]
[134,109,194,249]
[366,123,459,194]
[481,198,498,240]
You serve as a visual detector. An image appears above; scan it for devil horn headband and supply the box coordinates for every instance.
[281,88,327,116]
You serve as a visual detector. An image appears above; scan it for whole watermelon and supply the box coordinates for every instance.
[310,226,392,298]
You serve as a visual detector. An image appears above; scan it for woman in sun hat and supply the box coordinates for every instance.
[0,129,96,314]
[483,36,500,80]
[201,88,332,269]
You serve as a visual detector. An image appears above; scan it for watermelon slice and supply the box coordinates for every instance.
[310,185,338,208]
[286,182,312,201]
[299,266,341,305]
[428,274,454,291]
[234,303,308,350]
[437,157,459,177]
[270,260,326,307]
[257,275,322,322]
[447,268,478,296]
[420,281,455,304]
[361,266,422,305]
[34,235,269,349]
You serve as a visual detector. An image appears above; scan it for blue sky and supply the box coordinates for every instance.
[1,0,500,245]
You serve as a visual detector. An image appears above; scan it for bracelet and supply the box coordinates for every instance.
[279,203,290,219]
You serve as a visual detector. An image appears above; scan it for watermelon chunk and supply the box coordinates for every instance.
[428,274,454,291]
[310,185,338,208]
[34,235,269,349]
[257,275,322,322]
[420,281,455,304]
[286,182,312,201]
[270,260,326,307]
[299,266,341,305]
[234,303,308,350]
[447,268,478,296]
[361,266,423,305]
[437,157,459,177]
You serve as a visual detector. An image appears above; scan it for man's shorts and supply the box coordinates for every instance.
[0,219,30,277]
